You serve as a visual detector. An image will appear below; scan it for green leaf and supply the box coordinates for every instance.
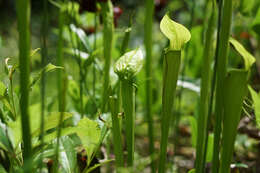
[30,63,63,88]
[187,116,197,148]
[0,81,6,96]
[188,169,196,173]
[58,136,78,173]
[220,69,248,173]
[30,48,40,57]
[160,14,191,50]
[0,164,7,173]
[70,24,93,53]
[248,86,260,129]
[229,37,255,70]
[0,122,13,152]
[251,7,260,36]
[114,48,144,80]
[8,110,73,148]
[84,159,113,173]
[75,117,101,164]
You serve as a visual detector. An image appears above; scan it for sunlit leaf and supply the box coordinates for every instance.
[75,117,101,164]
[70,24,92,53]
[30,48,40,57]
[248,86,260,129]
[8,110,73,148]
[59,136,78,173]
[160,14,191,50]
[114,48,144,80]
[229,37,255,70]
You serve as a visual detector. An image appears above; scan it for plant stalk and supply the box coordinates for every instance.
[144,0,155,172]
[195,0,217,172]
[121,79,135,167]
[109,96,124,169]
[158,50,181,173]
[16,0,32,171]
[212,0,233,172]
[101,0,114,112]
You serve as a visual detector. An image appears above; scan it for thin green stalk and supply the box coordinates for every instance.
[101,0,114,112]
[93,13,98,98]
[16,0,32,169]
[109,96,124,169]
[57,6,65,112]
[9,75,17,119]
[144,0,155,172]
[212,0,233,172]
[202,0,223,166]
[40,0,48,170]
[195,1,217,172]
[121,79,135,167]
[158,50,181,173]
[120,14,132,56]
[53,76,67,173]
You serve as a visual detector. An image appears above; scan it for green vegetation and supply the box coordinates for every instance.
[0,0,260,172]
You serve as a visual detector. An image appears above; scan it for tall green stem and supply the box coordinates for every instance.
[158,50,181,173]
[219,70,248,173]
[40,0,48,169]
[121,79,135,167]
[212,0,233,172]
[109,96,124,169]
[57,7,65,112]
[101,0,114,112]
[16,0,32,171]
[144,0,155,172]
[195,1,217,172]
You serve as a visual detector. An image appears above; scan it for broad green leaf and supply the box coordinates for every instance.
[39,127,77,146]
[229,38,255,70]
[59,136,78,173]
[160,14,191,50]
[114,48,144,80]
[30,63,63,88]
[75,117,101,164]
[8,110,73,148]
[248,86,260,129]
